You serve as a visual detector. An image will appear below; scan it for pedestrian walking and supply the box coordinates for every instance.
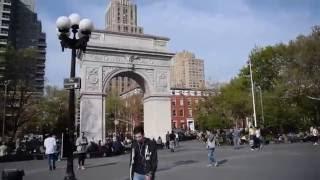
[76,132,88,170]
[233,127,241,150]
[56,138,61,161]
[206,131,218,167]
[165,132,170,149]
[249,126,256,151]
[169,131,176,152]
[311,127,319,146]
[175,132,179,147]
[0,141,8,157]
[129,126,158,180]
[44,133,57,171]
[255,127,262,150]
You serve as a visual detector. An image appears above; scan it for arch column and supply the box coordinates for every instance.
[144,95,171,141]
[80,93,105,142]
[79,65,106,142]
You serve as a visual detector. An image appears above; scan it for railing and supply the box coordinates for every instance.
[0,31,8,35]
[3,8,11,12]
[2,15,10,19]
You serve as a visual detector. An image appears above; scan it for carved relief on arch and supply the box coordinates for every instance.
[85,67,100,91]
[156,70,169,92]
[135,69,155,89]
[102,66,119,82]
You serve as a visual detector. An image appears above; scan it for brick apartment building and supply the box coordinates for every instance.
[171,88,210,131]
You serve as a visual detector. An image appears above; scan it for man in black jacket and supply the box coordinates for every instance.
[130,126,158,180]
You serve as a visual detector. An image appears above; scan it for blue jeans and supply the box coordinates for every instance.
[233,137,240,149]
[48,154,56,170]
[133,173,145,180]
[208,148,216,164]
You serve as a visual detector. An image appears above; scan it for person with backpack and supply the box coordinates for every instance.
[207,130,218,167]
[76,132,89,170]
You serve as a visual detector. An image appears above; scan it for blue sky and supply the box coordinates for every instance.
[36,0,320,87]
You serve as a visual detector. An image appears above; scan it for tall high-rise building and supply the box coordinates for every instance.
[105,0,142,94]
[0,0,46,93]
[171,51,205,90]
[105,0,143,34]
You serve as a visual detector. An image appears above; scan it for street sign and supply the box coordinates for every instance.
[64,77,81,90]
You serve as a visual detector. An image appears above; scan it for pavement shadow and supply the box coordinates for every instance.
[85,162,117,169]
[218,159,228,166]
[158,160,198,172]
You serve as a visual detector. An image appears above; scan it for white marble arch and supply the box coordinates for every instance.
[79,30,175,142]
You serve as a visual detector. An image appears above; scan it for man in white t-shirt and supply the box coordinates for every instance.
[311,127,319,146]
[0,142,8,157]
[44,134,57,171]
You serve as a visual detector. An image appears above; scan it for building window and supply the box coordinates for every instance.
[180,99,184,106]
[182,123,185,129]
[123,16,127,24]
[172,91,175,95]
[188,109,192,117]
[172,101,176,106]
[172,122,177,129]
[195,99,199,104]
[172,110,176,116]
[179,109,184,116]
[188,98,191,106]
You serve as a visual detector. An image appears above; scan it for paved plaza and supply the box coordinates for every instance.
[1,141,319,180]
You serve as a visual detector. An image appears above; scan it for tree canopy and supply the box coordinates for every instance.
[196,26,320,133]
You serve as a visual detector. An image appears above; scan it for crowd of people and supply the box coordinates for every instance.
[0,125,319,180]
[0,135,61,162]
[199,125,320,168]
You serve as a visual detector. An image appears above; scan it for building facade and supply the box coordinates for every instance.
[107,75,139,94]
[0,0,46,93]
[171,88,210,131]
[119,87,143,134]
[105,0,143,34]
[171,51,205,90]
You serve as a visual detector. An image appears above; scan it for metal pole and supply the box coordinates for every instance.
[131,114,133,137]
[2,81,8,138]
[258,87,265,125]
[65,47,76,180]
[115,104,117,134]
[249,59,257,127]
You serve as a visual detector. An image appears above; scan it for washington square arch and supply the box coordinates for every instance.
[79,30,175,142]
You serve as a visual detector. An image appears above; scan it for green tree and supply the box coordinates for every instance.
[1,47,40,138]
[196,26,320,133]
[24,86,69,135]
